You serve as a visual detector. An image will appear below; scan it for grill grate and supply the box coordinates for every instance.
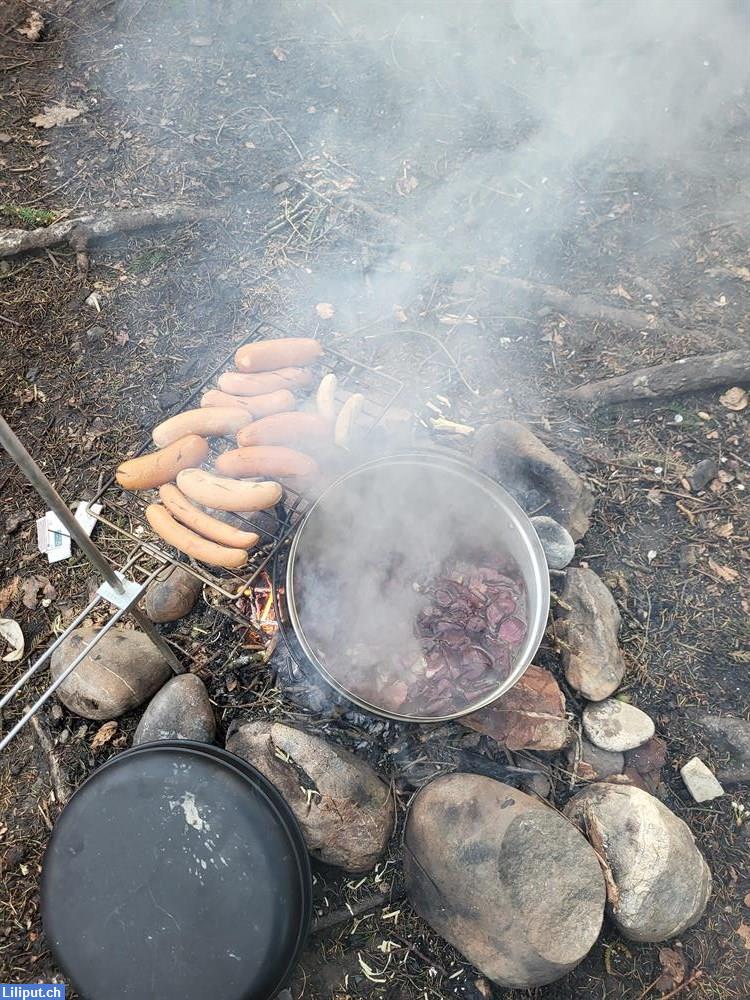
[88,320,406,609]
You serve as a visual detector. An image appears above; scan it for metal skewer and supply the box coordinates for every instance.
[0,415,183,751]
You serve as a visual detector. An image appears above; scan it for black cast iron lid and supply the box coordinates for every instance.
[41,741,311,1000]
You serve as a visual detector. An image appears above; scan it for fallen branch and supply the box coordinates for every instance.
[565,349,750,407]
[29,711,72,808]
[482,272,742,350]
[0,203,219,272]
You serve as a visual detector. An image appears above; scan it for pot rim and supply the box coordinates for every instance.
[285,449,551,723]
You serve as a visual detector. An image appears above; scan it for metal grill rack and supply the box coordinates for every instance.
[0,323,405,751]
[88,320,407,610]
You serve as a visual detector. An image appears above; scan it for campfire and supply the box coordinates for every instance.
[1,1,747,997]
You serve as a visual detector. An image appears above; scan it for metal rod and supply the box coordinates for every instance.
[0,415,124,591]
[130,607,184,675]
[0,600,133,752]
[0,594,103,711]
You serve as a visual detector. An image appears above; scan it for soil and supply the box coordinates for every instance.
[1,2,749,998]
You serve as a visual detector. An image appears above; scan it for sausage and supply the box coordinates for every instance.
[200,388,296,418]
[145,504,248,570]
[218,368,312,396]
[176,469,283,512]
[159,484,259,549]
[116,434,209,491]
[234,337,322,373]
[152,407,252,448]
[215,446,319,480]
[316,373,338,425]
[335,393,365,449]
[236,411,330,449]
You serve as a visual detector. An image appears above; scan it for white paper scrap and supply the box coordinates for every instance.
[36,501,103,563]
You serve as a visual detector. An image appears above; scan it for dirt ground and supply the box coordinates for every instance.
[1,2,749,998]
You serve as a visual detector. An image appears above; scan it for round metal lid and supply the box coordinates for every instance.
[41,741,311,1000]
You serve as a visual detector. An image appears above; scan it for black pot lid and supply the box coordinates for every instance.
[42,741,311,1000]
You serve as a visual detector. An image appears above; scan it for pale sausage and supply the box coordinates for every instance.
[215,446,319,480]
[201,388,296,418]
[176,469,282,512]
[145,504,248,569]
[236,412,330,449]
[218,368,312,396]
[234,338,322,373]
[152,407,252,448]
[159,484,259,549]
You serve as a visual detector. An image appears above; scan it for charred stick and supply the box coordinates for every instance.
[311,889,405,933]
[565,348,750,407]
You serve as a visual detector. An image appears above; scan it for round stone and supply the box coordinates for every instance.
[583,699,655,752]
[531,516,576,570]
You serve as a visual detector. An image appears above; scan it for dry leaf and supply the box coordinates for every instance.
[707,559,739,584]
[654,946,686,992]
[0,619,25,663]
[315,302,335,320]
[393,305,407,324]
[272,46,288,61]
[114,331,130,346]
[719,387,748,411]
[30,104,83,129]
[90,720,118,750]
[646,488,663,506]
[611,284,633,301]
[744,891,750,908]
[17,11,44,41]
[0,576,20,615]
[726,264,750,282]
[713,521,734,538]
[738,922,750,950]
[718,469,736,483]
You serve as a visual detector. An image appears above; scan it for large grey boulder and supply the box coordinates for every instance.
[404,774,605,988]
[51,626,171,720]
[226,721,394,872]
[134,674,215,745]
[473,420,594,540]
[559,568,625,701]
[565,783,711,942]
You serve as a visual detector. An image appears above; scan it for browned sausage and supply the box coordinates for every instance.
[145,504,248,569]
[116,435,209,491]
[236,411,330,449]
[215,446,319,480]
[159,484,259,549]
[152,407,252,448]
[234,338,322,373]
[200,388,296,418]
[218,368,312,396]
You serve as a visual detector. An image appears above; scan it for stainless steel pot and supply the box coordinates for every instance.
[286,450,550,722]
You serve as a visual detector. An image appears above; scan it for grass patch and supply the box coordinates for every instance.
[1,203,57,227]
[131,248,170,273]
